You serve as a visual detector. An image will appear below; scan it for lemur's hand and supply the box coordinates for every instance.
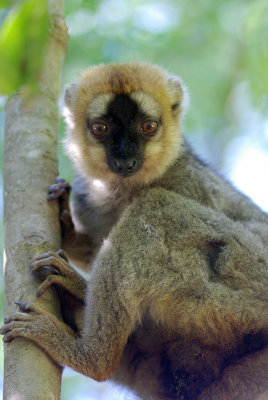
[31,249,87,334]
[47,177,74,240]
[31,249,87,303]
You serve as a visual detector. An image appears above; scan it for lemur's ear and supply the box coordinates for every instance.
[64,82,79,111]
[166,75,189,114]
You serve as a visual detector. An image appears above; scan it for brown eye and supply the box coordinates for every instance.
[141,121,158,135]
[91,123,107,136]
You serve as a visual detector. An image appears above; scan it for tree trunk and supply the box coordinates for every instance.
[3,0,68,399]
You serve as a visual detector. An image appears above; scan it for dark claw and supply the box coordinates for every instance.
[47,193,59,200]
[48,183,60,193]
[14,301,31,311]
[47,187,66,200]
[39,265,53,273]
[54,178,71,191]
[31,264,61,283]
[55,177,65,184]
[57,249,69,262]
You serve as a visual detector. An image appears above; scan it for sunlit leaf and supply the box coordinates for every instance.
[0,1,12,9]
[244,0,268,105]
[0,0,49,95]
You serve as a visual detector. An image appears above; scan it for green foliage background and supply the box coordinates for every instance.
[0,0,268,398]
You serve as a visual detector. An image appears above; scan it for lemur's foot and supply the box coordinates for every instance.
[1,301,75,346]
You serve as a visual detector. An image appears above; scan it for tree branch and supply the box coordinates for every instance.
[3,0,68,398]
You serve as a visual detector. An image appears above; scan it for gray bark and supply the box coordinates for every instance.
[3,0,68,399]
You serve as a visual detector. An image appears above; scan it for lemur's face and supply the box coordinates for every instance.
[64,63,188,186]
[86,92,161,178]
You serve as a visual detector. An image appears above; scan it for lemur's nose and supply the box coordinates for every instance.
[113,158,137,172]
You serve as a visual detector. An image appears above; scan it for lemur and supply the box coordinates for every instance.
[2,63,268,400]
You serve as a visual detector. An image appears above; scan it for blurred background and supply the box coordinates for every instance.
[0,0,268,398]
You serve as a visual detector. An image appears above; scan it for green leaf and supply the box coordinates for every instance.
[244,0,268,104]
[0,1,12,9]
[0,0,49,95]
